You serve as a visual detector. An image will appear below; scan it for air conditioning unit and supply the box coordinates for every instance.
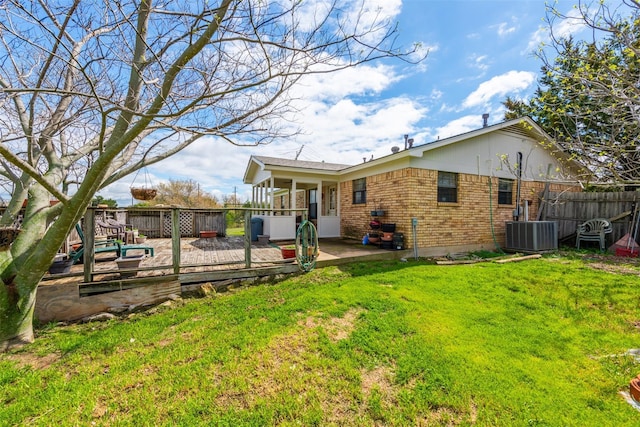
[505,221,557,252]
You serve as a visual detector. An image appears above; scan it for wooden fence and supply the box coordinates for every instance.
[95,207,227,238]
[541,191,640,243]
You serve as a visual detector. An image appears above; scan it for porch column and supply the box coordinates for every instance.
[316,181,322,218]
[269,177,275,216]
[263,180,268,215]
[259,181,264,214]
[263,181,268,215]
[251,184,260,208]
[291,179,297,217]
[253,183,260,215]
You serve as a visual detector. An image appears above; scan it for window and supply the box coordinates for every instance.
[437,172,457,203]
[329,187,336,211]
[309,189,317,219]
[353,178,366,204]
[498,178,514,205]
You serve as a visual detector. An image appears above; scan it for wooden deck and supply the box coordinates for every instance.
[42,236,402,285]
[36,236,410,323]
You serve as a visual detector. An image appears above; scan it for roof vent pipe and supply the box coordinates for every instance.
[404,134,414,149]
[482,113,489,127]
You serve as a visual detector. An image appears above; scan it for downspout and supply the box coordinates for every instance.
[514,151,523,221]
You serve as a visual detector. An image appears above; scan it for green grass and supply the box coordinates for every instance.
[2,256,640,425]
[226,226,244,236]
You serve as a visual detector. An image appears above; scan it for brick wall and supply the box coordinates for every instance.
[341,167,579,253]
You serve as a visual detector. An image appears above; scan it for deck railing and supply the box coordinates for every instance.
[80,207,308,283]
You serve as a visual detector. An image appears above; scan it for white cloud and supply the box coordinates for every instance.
[292,63,400,102]
[497,21,517,37]
[469,54,489,73]
[430,88,443,100]
[431,115,483,141]
[275,95,427,164]
[461,70,536,109]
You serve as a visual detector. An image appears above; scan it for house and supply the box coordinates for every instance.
[243,117,583,255]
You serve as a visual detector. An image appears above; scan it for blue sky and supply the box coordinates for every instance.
[103,0,588,206]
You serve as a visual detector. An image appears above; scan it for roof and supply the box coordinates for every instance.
[342,117,552,168]
[243,117,585,184]
[243,155,350,184]
[251,156,349,171]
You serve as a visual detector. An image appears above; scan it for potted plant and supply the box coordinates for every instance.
[281,245,296,259]
[130,187,157,201]
[135,233,147,243]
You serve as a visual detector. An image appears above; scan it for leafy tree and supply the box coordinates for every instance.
[151,179,220,208]
[504,1,640,185]
[92,196,118,208]
[223,193,246,227]
[0,1,421,349]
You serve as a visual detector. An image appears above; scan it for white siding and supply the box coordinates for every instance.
[409,132,562,181]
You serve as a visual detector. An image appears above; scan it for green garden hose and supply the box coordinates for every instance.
[295,220,319,272]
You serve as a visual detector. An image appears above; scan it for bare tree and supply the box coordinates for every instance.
[151,179,220,208]
[0,0,422,349]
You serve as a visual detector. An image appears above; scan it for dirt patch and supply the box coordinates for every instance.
[588,262,640,276]
[299,308,363,342]
[414,406,470,426]
[214,309,368,419]
[361,365,394,397]
[554,251,640,275]
[6,352,60,370]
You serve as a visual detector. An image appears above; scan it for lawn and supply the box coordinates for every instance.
[2,254,640,425]
[225,226,245,236]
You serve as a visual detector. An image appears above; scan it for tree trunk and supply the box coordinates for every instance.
[0,186,68,351]
[0,297,36,352]
[0,250,36,351]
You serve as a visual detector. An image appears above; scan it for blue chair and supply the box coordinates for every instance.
[69,224,121,264]
[120,244,154,257]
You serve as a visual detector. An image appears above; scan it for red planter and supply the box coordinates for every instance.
[281,248,296,259]
[381,232,394,240]
[200,230,218,238]
[630,377,640,401]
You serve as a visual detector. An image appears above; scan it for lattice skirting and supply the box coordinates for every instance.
[162,211,194,237]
